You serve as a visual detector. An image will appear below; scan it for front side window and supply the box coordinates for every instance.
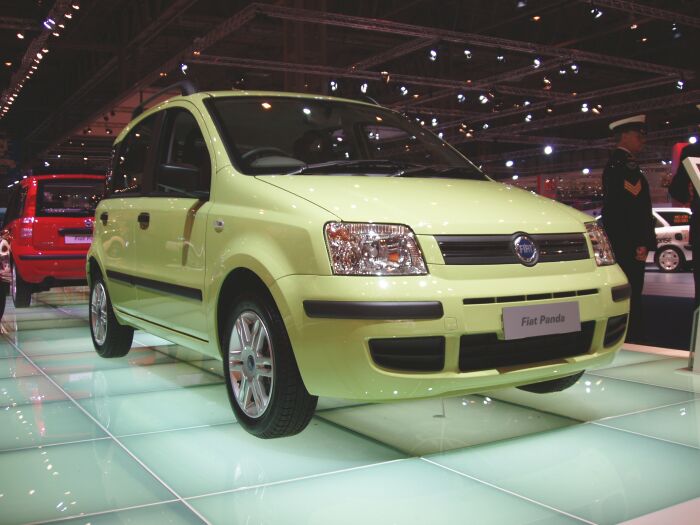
[207,97,486,180]
[111,114,157,194]
[36,179,103,217]
[155,109,211,194]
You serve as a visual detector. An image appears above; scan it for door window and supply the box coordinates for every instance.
[155,109,211,194]
[110,114,158,195]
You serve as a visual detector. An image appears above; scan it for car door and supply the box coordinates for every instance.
[132,104,212,341]
[100,113,160,314]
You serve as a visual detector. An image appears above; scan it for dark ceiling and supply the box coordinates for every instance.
[0,0,698,184]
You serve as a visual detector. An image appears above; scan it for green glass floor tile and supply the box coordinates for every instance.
[33,348,177,375]
[485,373,694,422]
[1,376,68,407]
[600,349,673,369]
[0,438,173,524]
[2,316,88,332]
[0,341,19,358]
[429,424,700,525]
[0,356,40,379]
[78,384,235,436]
[8,327,96,356]
[0,399,106,451]
[589,359,700,394]
[134,332,175,348]
[42,502,203,525]
[316,397,369,411]
[601,398,700,449]
[121,419,405,497]
[319,394,578,456]
[189,458,580,525]
[51,362,223,400]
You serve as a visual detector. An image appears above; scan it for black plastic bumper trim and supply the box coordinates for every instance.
[106,269,202,301]
[611,283,632,302]
[303,300,443,320]
[19,254,86,261]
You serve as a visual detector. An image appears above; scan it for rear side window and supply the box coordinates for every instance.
[111,114,158,194]
[36,180,103,217]
[155,109,211,194]
[657,211,691,226]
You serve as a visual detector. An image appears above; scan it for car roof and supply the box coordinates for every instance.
[653,207,691,213]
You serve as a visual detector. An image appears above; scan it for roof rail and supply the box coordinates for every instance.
[131,80,198,119]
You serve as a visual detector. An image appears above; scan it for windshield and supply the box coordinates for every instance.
[206,96,486,180]
[36,179,103,217]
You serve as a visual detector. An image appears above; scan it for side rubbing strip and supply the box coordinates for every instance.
[106,270,202,301]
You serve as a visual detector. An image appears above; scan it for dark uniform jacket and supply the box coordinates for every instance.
[669,143,700,243]
[601,148,656,257]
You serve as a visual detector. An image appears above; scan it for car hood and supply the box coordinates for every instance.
[257,175,591,235]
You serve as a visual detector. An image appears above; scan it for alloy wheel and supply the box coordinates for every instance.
[228,310,274,418]
[90,282,108,345]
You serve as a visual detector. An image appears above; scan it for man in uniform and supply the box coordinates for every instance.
[602,115,656,341]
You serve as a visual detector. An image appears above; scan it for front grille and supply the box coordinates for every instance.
[436,233,589,265]
[459,321,595,372]
[463,288,598,305]
[369,336,445,372]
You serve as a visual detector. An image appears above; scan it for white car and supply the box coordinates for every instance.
[651,207,692,272]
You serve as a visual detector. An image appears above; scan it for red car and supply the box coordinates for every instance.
[1,174,105,307]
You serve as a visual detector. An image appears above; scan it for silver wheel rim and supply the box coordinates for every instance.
[228,310,274,418]
[91,282,108,346]
[659,249,679,271]
[11,265,16,301]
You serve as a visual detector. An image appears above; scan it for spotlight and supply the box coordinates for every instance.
[17,32,24,39]
[429,49,438,62]
[72,1,80,9]
[329,80,338,92]
[44,161,50,167]
[525,114,533,122]
[570,63,579,73]
[360,82,368,94]
[517,0,527,7]
[431,117,438,127]
[105,128,113,135]
[43,18,56,29]
[531,15,541,22]
[4,61,12,67]
[544,145,553,155]
[457,93,466,103]
[559,68,567,75]
[496,52,505,63]
[546,105,553,113]
[689,136,698,144]
[180,63,188,74]
[672,23,682,39]
[482,123,489,129]
[512,174,519,180]
[533,58,541,68]
[590,6,603,18]
[505,160,514,167]
[630,23,638,30]
[676,79,685,90]
[400,85,409,96]
[64,12,73,19]
[523,100,531,106]
[581,103,589,112]
[479,94,489,104]
[438,132,444,139]
[542,77,551,89]
[582,168,590,175]
[463,49,472,59]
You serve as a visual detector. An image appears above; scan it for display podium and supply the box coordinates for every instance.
[682,157,700,372]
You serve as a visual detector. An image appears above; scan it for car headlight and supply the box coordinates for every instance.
[324,222,427,275]
[586,222,615,266]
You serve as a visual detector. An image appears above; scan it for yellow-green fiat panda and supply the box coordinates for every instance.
[87,84,630,438]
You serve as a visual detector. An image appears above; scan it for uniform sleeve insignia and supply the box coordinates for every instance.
[624,179,642,196]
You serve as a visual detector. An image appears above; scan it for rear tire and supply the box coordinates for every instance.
[11,262,32,308]
[517,371,584,393]
[222,291,317,438]
[0,282,7,320]
[90,274,133,358]
[655,246,684,273]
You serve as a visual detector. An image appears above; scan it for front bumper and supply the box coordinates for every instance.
[272,261,629,400]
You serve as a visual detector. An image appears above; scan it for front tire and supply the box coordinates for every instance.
[222,292,317,438]
[517,371,584,393]
[11,262,32,308]
[90,274,133,358]
[655,246,684,273]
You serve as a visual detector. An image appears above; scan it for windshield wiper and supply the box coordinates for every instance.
[285,160,421,175]
[393,165,487,180]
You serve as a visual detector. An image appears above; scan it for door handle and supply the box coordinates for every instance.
[100,212,108,225]
[137,212,150,229]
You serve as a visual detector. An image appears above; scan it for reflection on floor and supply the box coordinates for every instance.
[0,288,699,525]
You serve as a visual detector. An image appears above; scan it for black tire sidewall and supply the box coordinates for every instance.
[655,246,683,272]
